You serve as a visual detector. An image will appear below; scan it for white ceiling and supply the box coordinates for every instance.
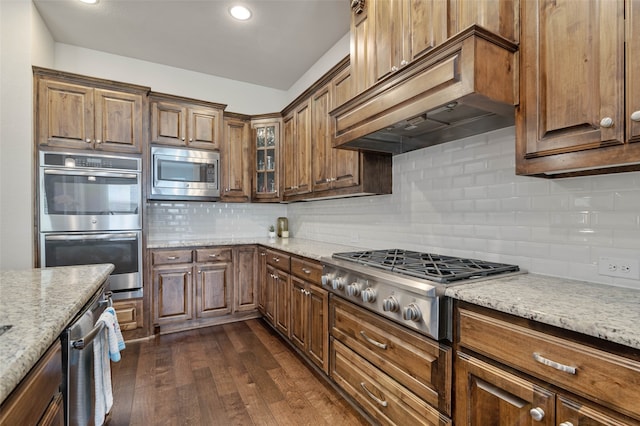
[33,0,350,90]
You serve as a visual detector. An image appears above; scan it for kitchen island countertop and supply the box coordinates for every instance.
[445,273,640,351]
[0,264,114,405]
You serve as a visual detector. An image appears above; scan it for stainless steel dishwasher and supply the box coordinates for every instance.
[60,286,111,426]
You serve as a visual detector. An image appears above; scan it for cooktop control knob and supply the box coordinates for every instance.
[382,296,399,312]
[346,282,362,297]
[361,288,376,303]
[331,277,345,291]
[403,304,422,322]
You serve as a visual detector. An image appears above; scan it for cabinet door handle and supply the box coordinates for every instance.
[95,139,102,144]
[600,117,614,128]
[631,111,640,122]
[167,256,178,260]
[400,59,408,66]
[529,407,545,422]
[85,138,92,143]
[260,253,266,256]
[273,257,280,262]
[532,352,577,375]
[359,331,388,349]
[559,423,574,426]
[359,382,388,407]
[391,65,398,72]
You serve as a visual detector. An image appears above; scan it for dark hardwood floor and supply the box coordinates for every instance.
[108,319,369,426]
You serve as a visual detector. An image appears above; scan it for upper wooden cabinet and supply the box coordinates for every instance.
[34,68,148,154]
[150,93,225,150]
[251,115,282,202]
[221,114,251,202]
[516,0,640,177]
[283,100,313,198]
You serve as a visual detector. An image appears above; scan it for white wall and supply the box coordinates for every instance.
[54,44,287,114]
[0,0,54,269]
[288,127,640,290]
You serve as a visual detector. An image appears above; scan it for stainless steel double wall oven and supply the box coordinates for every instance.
[39,151,143,300]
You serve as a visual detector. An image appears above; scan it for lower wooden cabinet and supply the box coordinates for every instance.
[0,342,63,426]
[151,245,260,333]
[112,299,144,331]
[273,266,291,336]
[454,302,640,425]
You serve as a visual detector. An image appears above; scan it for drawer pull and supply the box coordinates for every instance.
[533,352,577,375]
[359,331,388,349]
[273,257,280,262]
[208,254,217,258]
[301,268,311,274]
[360,382,388,407]
[167,256,178,260]
[559,423,574,426]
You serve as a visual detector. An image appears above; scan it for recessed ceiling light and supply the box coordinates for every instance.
[79,0,99,4]
[229,5,252,21]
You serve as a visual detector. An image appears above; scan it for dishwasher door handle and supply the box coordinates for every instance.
[71,322,105,350]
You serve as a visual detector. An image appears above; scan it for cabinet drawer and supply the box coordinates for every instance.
[152,249,193,265]
[195,247,232,263]
[290,256,322,284]
[266,249,290,272]
[331,296,451,414]
[458,307,640,420]
[331,339,451,426]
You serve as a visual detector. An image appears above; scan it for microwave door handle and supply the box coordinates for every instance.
[43,169,138,180]
[44,233,138,241]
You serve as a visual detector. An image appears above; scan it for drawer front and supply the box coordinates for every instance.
[331,296,451,414]
[152,249,193,265]
[195,247,232,263]
[266,249,290,272]
[331,339,451,426]
[458,307,640,420]
[290,256,322,284]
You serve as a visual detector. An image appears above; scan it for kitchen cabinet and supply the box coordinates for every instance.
[251,116,282,202]
[257,247,275,323]
[233,245,258,312]
[290,257,329,374]
[34,68,147,154]
[330,296,452,424]
[265,249,292,336]
[221,114,251,202]
[150,93,225,150]
[151,246,259,333]
[0,342,63,426]
[112,299,144,331]
[283,100,312,197]
[454,302,640,425]
[516,0,640,177]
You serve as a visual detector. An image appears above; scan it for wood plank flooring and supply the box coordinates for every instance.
[108,319,369,426]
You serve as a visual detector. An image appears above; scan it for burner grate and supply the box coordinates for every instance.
[332,249,519,283]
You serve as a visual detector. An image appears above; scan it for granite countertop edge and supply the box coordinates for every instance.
[0,264,114,406]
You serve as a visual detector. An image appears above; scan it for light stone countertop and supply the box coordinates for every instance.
[445,273,640,351]
[149,237,640,351]
[0,264,114,405]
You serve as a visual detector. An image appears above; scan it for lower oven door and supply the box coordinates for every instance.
[41,231,142,299]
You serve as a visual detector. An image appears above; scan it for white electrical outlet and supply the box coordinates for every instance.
[598,257,640,279]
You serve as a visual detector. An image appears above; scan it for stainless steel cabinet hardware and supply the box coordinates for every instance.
[360,382,388,407]
[359,330,388,349]
[532,352,577,374]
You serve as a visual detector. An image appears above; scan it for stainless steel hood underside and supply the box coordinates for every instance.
[330,26,519,155]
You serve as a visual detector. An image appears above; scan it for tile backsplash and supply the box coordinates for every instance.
[148,126,640,289]
[288,126,640,289]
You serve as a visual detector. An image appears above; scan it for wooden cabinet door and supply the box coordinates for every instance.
[294,100,312,195]
[450,0,518,43]
[556,394,639,426]
[196,262,231,318]
[234,246,258,312]
[373,0,403,81]
[455,352,555,426]
[290,276,307,352]
[350,0,375,94]
[628,0,640,144]
[307,284,329,374]
[94,88,143,153]
[36,79,94,149]
[407,0,448,62]
[251,119,281,201]
[151,100,187,146]
[274,268,291,337]
[257,248,267,314]
[516,0,625,174]
[331,66,360,190]
[153,264,193,323]
[282,112,296,196]
[264,264,277,324]
[188,107,221,150]
[222,117,251,202]
[311,84,332,192]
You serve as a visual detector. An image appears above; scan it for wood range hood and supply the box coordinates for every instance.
[331,26,519,155]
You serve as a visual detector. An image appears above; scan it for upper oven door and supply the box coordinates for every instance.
[151,146,219,198]
[40,167,141,232]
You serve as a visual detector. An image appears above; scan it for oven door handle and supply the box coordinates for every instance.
[44,233,138,242]
[44,169,139,180]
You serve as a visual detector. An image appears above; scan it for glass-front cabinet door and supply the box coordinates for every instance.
[251,117,281,202]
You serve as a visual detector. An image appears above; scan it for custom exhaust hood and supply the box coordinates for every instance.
[330,26,519,155]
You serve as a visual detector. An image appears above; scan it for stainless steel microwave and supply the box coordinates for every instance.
[151,146,220,200]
